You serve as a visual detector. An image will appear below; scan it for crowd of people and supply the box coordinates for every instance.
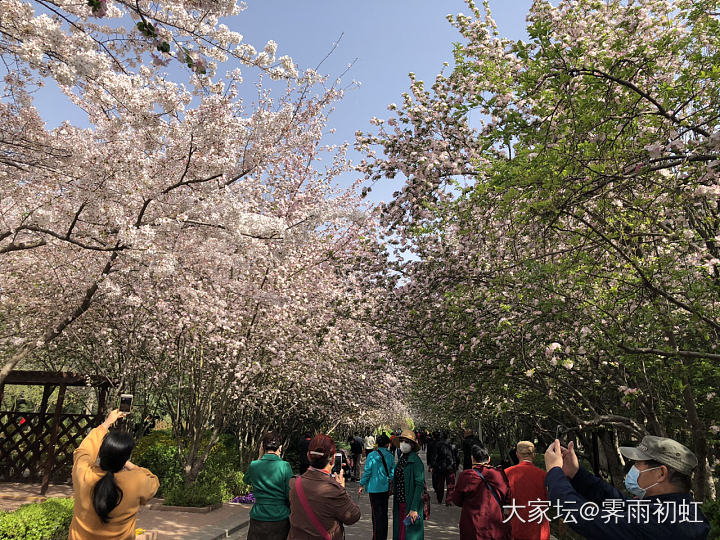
[68,411,711,540]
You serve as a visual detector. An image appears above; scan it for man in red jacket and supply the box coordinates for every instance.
[504,441,551,540]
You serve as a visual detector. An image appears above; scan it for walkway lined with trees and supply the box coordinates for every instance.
[0,0,719,537]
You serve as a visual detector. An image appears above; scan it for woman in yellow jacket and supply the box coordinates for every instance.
[69,409,159,539]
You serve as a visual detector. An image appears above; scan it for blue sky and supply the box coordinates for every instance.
[35,1,533,204]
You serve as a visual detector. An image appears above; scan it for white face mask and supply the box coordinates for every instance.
[399,442,412,454]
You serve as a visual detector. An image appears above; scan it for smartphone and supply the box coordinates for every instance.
[119,394,133,413]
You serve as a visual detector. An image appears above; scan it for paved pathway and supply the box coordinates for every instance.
[233,449,462,539]
[345,449,461,540]
[343,483,462,540]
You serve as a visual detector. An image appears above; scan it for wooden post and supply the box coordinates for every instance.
[29,385,54,476]
[40,384,66,495]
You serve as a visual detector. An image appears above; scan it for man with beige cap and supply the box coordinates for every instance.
[505,441,550,540]
[544,435,710,539]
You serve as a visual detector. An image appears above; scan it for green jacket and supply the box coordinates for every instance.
[392,451,424,540]
[244,453,293,521]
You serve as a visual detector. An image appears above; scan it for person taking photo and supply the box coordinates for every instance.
[69,409,159,539]
[544,436,710,539]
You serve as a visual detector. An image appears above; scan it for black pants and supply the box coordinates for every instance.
[369,491,390,540]
[352,453,362,479]
[247,518,290,540]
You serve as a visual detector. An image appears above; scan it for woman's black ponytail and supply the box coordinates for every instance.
[92,431,135,523]
[93,470,122,523]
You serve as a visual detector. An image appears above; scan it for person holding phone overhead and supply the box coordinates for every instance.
[69,409,159,539]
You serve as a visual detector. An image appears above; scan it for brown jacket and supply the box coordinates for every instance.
[68,426,159,540]
[288,468,361,539]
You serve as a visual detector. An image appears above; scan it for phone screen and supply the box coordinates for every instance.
[119,394,133,413]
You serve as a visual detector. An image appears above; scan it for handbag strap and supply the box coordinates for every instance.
[474,469,504,512]
[378,450,390,477]
[295,476,331,540]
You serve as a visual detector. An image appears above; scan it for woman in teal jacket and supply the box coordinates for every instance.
[244,432,293,540]
[392,429,425,540]
[358,433,395,540]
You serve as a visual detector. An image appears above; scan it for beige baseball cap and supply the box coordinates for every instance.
[620,435,697,476]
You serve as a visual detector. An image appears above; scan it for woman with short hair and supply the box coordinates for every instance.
[288,434,361,539]
[244,431,293,540]
[449,444,512,539]
[69,409,159,539]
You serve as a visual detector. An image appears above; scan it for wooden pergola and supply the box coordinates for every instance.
[0,371,113,494]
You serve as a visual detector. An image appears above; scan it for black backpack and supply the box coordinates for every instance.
[434,442,456,473]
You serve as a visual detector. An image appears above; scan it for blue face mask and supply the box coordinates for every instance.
[624,465,661,498]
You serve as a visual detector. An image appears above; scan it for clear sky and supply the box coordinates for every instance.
[35,1,533,204]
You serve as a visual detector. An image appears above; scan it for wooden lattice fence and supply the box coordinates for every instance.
[0,371,112,494]
[0,412,101,482]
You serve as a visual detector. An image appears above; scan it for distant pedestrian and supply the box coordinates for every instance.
[359,434,395,540]
[245,432,293,540]
[392,429,425,540]
[508,447,519,466]
[504,441,550,540]
[462,429,481,470]
[350,433,364,480]
[426,431,440,467]
[393,430,403,460]
[449,444,511,539]
[429,432,458,504]
[364,433,376,457]
[289,434,361,539]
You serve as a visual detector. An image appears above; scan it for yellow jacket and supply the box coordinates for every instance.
[68,426,159,539]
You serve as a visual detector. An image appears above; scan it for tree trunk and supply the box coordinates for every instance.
[682,377,709,500]
[598,429,625,488]
[701,460,717,500]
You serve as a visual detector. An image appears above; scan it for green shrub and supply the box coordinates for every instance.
[0,498,74,540]
[164,481,223,507]
[133,430,183,497]
[703,499,720,540]
[227,470,252,497]
[135,430,252,504]
[196,439,252,501]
